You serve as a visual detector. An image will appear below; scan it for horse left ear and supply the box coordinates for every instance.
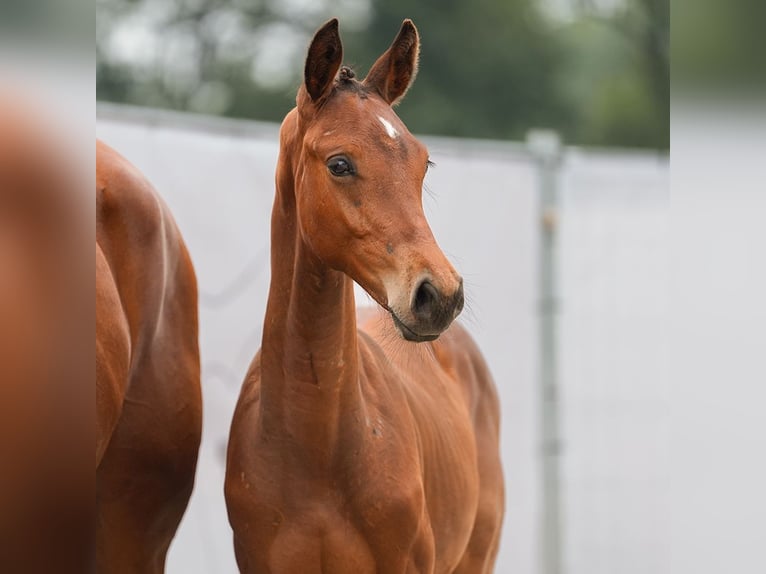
[363,19,420,106]
[304,18,343,102]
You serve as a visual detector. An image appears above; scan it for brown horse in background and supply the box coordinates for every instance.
[225,19,504,573]
[0,94,92,574]
[96,141,202,573]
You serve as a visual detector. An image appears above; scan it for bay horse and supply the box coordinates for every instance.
[0,94,92,573]
[96,141,202,573]
[225,19,504,573]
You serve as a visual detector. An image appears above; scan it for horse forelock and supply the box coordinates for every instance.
[300,67,369,112]
[331,68,369,101]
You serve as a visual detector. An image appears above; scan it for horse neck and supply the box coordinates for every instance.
[259,114,363,463]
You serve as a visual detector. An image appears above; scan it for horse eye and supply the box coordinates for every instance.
[327,156,355,177]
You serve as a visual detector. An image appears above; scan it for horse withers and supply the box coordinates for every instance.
[225,19,504,573]
[96,141,202,573]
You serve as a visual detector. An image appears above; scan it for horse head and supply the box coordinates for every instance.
[283,18,464,342]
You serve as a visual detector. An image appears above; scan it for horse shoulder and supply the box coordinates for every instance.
[226,352,264,481]
[430,323,505,569]
[358,320,498,570]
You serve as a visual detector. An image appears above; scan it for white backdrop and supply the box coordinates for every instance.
[97,104,668,574]
[559,150,669,573]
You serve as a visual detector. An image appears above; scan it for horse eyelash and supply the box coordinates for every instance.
[424,160,436,198]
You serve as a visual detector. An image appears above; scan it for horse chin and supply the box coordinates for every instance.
[390,312,440,343]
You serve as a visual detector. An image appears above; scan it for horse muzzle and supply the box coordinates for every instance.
[389,277,464,342]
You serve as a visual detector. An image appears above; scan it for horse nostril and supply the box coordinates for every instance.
[412,280,439,319]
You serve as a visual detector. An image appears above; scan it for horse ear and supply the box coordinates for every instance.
[363,19,420,106]
[304,18,343,102]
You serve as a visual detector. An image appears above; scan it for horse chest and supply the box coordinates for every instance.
[266,515,378,574]
[235,489,429,574]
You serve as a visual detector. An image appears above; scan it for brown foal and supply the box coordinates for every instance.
[225,19,504,573]
[96,141,202,573]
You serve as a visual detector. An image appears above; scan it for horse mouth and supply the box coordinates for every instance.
[389,311,439,343]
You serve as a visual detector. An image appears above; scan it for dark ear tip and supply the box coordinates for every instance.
[312,18,339,42]
[322,18,339,33]
[401,19,417,34]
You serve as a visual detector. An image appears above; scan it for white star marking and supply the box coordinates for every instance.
[378,116,399,139]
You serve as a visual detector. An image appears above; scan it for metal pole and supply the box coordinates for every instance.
[527,129,564,574]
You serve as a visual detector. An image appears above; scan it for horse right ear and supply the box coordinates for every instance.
[304,19,343,102]
[363,19,420,106]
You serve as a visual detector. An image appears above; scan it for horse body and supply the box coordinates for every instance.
[0,96,92,573]
[228,324,499,573]
[226,19,503,573]
[96,141,202,573]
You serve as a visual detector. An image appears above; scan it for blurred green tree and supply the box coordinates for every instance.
[672,0,766,92]
[559,0,669,148]
[341,0,571,142]
[96,0,668,149]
